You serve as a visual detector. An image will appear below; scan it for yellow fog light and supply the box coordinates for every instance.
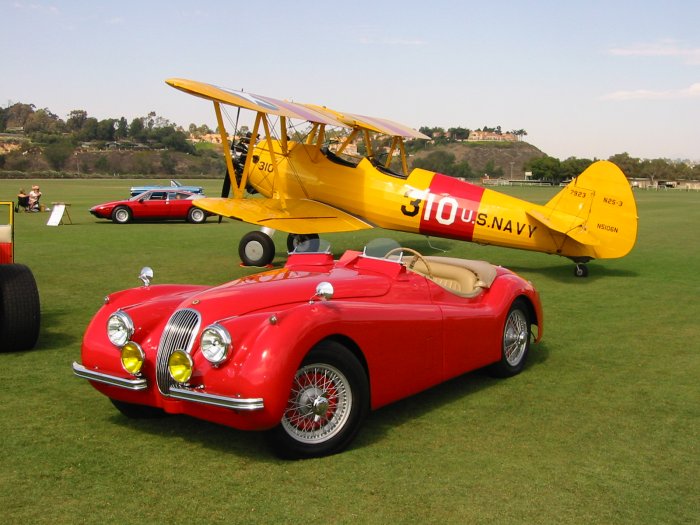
[168,350,193,383]
[120,341,145,375]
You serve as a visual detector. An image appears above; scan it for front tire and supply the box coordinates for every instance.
[187,207,206,224]
[268,341,369,459]
[112,206,132,224]
[239,231,275,266]
[0,264,40,352]
[488,298,531,378]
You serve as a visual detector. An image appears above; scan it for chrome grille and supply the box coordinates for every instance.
[156,308,201,394]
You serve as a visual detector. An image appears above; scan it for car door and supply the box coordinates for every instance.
[133,191,169,220]
[166,191,192,219]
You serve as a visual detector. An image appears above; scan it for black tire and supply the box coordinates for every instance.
[238,231,275,266]
[488,298,531,378]
[574,264,589,277]
[286,233,320,253]
[267,341,369,459]
[112,206,132,224]
[110,399,166,419]
[187,207,207,224]
[0,264,40,352]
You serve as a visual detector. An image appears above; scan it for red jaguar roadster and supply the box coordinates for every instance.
[72,241,542,458]
[89,189,209,224]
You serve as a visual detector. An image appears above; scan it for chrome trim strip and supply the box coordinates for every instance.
[169,386,264,411]
[72,362,148,391]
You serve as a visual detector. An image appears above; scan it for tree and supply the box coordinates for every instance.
[560,157,593,181]
[115,117,128,140]
[66,110,88,132]
[527,155,562,182]
[44,140,74,170]
[129,118,146,142]
[412,150,457,174]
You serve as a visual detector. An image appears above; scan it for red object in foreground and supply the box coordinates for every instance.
[73,245,542,458]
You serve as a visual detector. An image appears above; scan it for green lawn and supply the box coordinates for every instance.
[1,179,698,524]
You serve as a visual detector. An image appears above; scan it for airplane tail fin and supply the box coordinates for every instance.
[539,161,638,259]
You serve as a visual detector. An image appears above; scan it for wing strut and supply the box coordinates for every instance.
[213,101,240,198]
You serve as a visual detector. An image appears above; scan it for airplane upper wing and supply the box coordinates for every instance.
[166,78,348,127]
[194,197,373,234]
[304,104,429,139]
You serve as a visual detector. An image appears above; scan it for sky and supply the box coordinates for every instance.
[2,0,699,161]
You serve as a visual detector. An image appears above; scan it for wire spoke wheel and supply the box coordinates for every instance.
[269,341,368,459]
[281,363,351,444]
[503,308,528,367]
[488,299,531,378]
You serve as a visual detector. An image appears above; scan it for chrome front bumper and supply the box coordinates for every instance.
[72,362,264,411]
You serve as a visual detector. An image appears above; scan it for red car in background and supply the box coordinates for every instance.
[89,189,209,224]
[72,241,543,458]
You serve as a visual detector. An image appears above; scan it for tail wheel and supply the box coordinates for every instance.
[268,341,369,459]
[238,231,275,266]
[112,206,132,224]
[488,298,531,378]
[0,264,40,352]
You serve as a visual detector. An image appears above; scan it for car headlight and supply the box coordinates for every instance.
[168,350,193,383]
[107,310,134,347]
[120,341,144,375]
[200,324,231,365]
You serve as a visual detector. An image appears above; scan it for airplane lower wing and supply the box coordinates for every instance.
[526,209,600,246]
[194,197,373,234]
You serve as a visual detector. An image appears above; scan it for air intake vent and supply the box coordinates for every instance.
[156,308,201,394]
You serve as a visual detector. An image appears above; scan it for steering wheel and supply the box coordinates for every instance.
[384,247,433,279]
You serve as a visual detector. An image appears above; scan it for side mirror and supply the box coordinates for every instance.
[314,281,334,301]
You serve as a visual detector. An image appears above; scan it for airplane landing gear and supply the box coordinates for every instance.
[574,263,589,278]
[239,231,275,267]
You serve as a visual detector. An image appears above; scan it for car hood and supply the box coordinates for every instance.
[172,267,391,318]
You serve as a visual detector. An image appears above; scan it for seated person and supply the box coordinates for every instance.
[16,188,29,212]
[28,185,42,212]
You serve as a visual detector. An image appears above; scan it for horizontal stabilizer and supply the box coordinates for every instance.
[194,197,373,234]
[526,209,600,246]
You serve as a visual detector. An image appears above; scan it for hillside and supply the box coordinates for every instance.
[410,141,545,178]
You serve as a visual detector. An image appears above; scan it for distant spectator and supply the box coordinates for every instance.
[28,185,42,212]
[16,188,29,212]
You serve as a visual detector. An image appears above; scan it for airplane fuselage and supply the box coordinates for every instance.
[246,140,604,260]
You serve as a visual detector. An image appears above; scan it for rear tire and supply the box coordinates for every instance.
[267,341,369,459]
[187,207,206,224]
[0,264,40,352]
[488,298,531,378]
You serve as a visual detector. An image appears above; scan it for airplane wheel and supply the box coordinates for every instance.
[574,264,589,278]
[239,231,275,266]
[286,233,320,253]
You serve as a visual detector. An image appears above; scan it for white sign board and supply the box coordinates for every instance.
[46,204,66,226]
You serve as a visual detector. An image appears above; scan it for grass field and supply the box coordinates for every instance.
[1,179,698,524]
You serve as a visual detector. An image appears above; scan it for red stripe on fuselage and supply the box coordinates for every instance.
[419,173,485,241]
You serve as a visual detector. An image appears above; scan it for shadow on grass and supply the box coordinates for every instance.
[507,262,638,283]
[108,409,276,462]
[355,340,551,451]
[105,341,550,460]
[29,310,80,352]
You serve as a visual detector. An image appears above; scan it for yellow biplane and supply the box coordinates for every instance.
[167,78,638,277]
